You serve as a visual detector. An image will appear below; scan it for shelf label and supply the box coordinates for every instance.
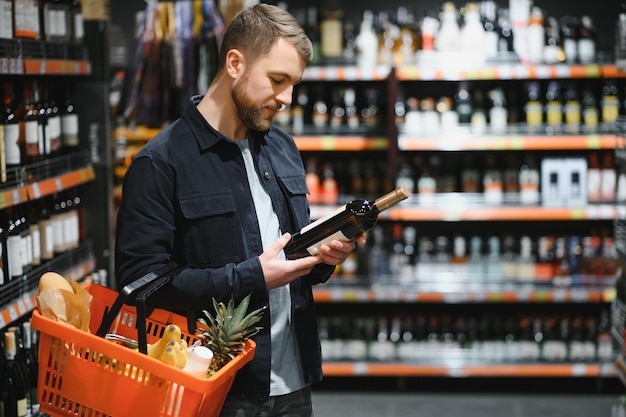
[1,58,7,73]
[16,59,22,74]
[0,312,5,328]
[40,59,46,74]
[55,177,63,191]
[586,135,602,149]
[9,58,15,74]
[31,182,41,199]
[572,363,587,376]
[8,304,18,322]
[16,299,27,315]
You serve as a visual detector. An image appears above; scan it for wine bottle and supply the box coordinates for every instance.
[284,187,410,259]
[2,330,29,417]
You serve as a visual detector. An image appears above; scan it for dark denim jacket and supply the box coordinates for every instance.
[115,96,335,401]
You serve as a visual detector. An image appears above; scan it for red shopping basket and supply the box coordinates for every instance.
[30,267,256,417]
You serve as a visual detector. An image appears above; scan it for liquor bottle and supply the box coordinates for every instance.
[415,236,434,281]
[2,330,29,417]
[544,80,563,134]
[436,96,458,133]
[483,153,503,205]
[21,321,39,415]
[18,207,32,275]
[580,235,601,279]
[470,89,487,134]
[319,0,343,62]
[0,0,13,39]
[38,197,54,261]
[291,86,308,136]
[601,237,619,278]
[432,235,451,277]
[360,88,380,129]
[600,80,619,128]
[436,2,460,53]
[563,82,581,134]
[517,235,535,281]
[460,2,486,65]
[526,6,545,64]
[44,84,62,156]
[480,0,499,60]
[586,152,601,203]
[600,151,616,202]
[343,87,359,130]
[329,88,345,130]
[395,6,419,66]
[14,0,41,39]
[402,97,421,135]
[451,235,468,277]
[27,202,41,268]
[560,16,579,63]
[496,8,514,54]
[535,235,555,281]
[454,82,473,124]
[368,226,390,282]
[485,235,503,280]
[320,162,339,205]
[3,82,22,183]
[577,15,596,64]
[568,235,583,284]
[355,10,378,70]
[552,236,571,286]
[305,7,321,66]
[0,214,6,288]
[501,235,517,280]
[311,94,328,129]
[488,88,508,134]
[71,0,84,44]
[581,87,599,133]
[524,81,543,133]
[543,16,564,65]
[284,187,410,259]
[43,0,71,42]
[21,81,41,166]
[467,235,485,278]
[61,86,79,153]
[6,208,23,282]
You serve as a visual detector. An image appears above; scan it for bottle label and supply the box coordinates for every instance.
[306,229,350,256]
[7,234,23,278]
[4,124,21,165]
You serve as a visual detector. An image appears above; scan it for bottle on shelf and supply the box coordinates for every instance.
[496,7,514,55]
[454,82,473,124]
[543,16,564,65]
[544,80,563,134]
[563,82,581,134]
[480,0,499,60]
[487,88,508,134]
[577,15,596,64]
[284,187,410,259]
[319,0,343,63]
[560,16,579,63]
[2,330,29,417]
[526,6,545,64]
[436,1,461,53]
[460,2,487,66]
[3,82,22,184]
[355,10,378,70]
[71,0,84,44]
[524,81,543,133]
[581,87,599,133]
[600,80,619,129]
[21,321,39,415]
[21,81,42,167]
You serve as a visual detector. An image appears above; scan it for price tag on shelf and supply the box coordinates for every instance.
[9,58,16,74]
[16,298,27,316]
[8,304,18,322]
[31,182,41,199]
[552,289,568,302]
[16,58,23,74]
[0,312,5,328]
[571,364,587,376]
[353,362,368,376]
[40,59,46,74]
[1,58,7,74]
[23,295,34,310]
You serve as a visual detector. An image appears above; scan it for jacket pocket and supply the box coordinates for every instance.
[179,192,242,266]
[278,173,310,230]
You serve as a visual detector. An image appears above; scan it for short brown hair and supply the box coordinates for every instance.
[218,3,313,69]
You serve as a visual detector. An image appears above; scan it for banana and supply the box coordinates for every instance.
[159,345,179,367]
[143,324,182,358]
[175,339,189,368]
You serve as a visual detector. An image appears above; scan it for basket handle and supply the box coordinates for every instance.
[96,262,183,354]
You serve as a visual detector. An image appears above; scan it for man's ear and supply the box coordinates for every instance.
[225,49,245,78]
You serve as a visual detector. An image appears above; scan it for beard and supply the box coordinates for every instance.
[232,78,276,131]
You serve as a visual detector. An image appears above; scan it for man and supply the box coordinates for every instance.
[115,3,363,416]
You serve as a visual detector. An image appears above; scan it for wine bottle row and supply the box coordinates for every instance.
[276,78,625,137]
[290,1,604,68]
[0,192,85,290]
[304,150,624,206]
[1,79,80,186]
[0,0,84,44]
[0,320,39,417]
[335,224,619,286]
[318,309,613,363]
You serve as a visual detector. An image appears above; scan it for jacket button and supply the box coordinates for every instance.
[264,172,271,180]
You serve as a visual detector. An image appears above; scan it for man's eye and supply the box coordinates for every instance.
[271,78,284,85]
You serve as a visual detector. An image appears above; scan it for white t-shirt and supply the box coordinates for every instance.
[237,139,306,396]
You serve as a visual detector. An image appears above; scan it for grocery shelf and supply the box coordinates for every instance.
[0,243,96,328]
[302,65,392,81]
[294,136,389,151]
[395,63,626,81]
[313,284,615,304]
[322,361,617,378]
[309,200,619,222]
[398,133,618,151]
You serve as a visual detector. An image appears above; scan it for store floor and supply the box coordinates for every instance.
[311,392,620,417]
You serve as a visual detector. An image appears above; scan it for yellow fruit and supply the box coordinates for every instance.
[39,271,73,293]
[159,345,178,367]
[175,339,189,368]
[146,324,182,358]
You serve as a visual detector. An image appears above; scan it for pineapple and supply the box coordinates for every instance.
[196,293,266,376]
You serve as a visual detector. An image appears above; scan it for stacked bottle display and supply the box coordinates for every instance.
[333,222,618,286]
[318,308,613,363]
[0,193,85,291]
[303,150,623,206]
[0,78,81,187]
[288,1,607,68]
[0,0,84,44]
[0,320,39,417]
[397,79,624,136]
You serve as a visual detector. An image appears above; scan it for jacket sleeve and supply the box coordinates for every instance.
[115,155,268,312]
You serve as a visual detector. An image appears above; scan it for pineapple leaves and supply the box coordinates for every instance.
[195,293,266,375]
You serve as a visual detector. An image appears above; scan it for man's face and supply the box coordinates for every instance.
[232,38,306,131]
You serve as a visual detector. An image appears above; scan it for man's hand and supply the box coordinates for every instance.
[259,233,366,290]
[317,233,366,265]
[260,233,322,290]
